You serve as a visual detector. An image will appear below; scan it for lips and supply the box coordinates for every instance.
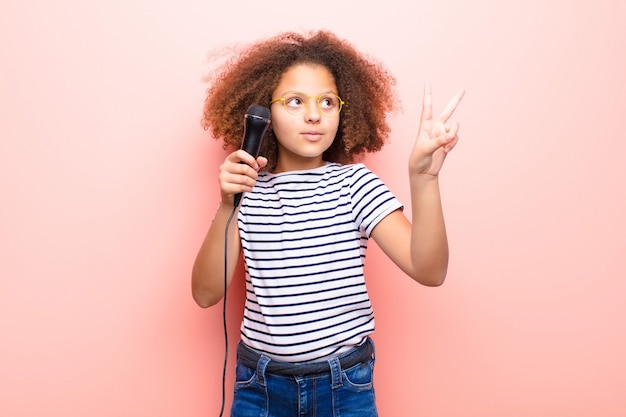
[301,131,323,141]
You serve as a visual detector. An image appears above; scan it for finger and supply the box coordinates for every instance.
[236,162,262,182]
[221,170,257,193]
[444,135,459,153]
[220,158,259,183]
[256,156,268,171]
[231,149,260,169]
[235,172,257,189]
[420,82,433,124]
[419,131,454,155]
[438,89,465,123]
[446,121,460,139]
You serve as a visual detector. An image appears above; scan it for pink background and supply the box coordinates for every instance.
[2,0,625,415]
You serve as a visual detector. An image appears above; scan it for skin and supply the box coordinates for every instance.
[269,65,340,173]
[192,63,464,308]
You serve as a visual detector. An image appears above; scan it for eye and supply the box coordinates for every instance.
[285,95,305,109]
[319,95,338,109]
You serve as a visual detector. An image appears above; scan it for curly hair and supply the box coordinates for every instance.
[202,30,398,172]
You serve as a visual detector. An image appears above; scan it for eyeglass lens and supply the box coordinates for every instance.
[281,93,342,116]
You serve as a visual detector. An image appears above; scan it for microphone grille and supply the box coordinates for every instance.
[246,105,271,120]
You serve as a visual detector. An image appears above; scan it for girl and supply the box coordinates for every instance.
[192,30,463,417]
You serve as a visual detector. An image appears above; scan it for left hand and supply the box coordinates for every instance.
[409,84,465,177]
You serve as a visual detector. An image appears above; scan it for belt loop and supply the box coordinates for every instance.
[256,355,271,387]
[328,356,342,389]
[368,337,376,361]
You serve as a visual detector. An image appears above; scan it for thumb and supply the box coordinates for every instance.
[256,156,268,171]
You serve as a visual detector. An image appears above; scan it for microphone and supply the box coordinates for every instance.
[233,105,271,207]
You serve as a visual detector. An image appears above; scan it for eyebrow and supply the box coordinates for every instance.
[278,90,339,97]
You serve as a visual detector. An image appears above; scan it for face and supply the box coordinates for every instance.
[270,64,340,173]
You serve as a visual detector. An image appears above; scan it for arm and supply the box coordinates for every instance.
[371,84,464,286]
[191,150,267,308]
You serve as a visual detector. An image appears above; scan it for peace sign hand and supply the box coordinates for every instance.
[409,84,465,178]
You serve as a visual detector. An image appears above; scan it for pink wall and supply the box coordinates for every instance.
[2,0,625,416]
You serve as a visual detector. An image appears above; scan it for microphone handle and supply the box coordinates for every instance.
[233,114,270,207]
[234,189,244,208]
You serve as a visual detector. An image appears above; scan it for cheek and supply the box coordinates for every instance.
[328,120,340,139]
[271,116,298,142]
[270,124,288,143]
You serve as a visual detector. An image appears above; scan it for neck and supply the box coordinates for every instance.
[273,156,326,174]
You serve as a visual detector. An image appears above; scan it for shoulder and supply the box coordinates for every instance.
[325,162,377,182]
[344,163,388,190]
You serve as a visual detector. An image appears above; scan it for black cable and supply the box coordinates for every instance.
[219,205,237,417]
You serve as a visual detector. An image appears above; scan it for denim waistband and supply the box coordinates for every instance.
[236,338,374,377]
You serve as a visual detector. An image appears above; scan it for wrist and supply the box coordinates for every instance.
[410,172,440,184]
[409,173,442,199]
[212,199,238,220]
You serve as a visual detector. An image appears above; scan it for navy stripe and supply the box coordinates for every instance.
[237,163,401,361]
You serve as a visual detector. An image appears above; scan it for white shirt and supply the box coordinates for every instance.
[237,163,402,362]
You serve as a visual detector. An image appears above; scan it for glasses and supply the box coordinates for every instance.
[270,92,345,117]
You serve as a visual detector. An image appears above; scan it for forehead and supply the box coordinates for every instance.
[274,64,337,95]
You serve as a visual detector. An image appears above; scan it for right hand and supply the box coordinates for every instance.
[218,150,268,204]
[409,84,464,178]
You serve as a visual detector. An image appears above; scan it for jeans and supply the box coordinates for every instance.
[231,339,378,417]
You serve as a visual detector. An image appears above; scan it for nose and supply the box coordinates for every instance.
[304,97,321,123]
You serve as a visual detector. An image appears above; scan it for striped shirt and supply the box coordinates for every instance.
[237,162,402,362]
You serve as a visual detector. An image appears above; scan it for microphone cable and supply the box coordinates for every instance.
[219,204,237,417]
[216,105,269,416]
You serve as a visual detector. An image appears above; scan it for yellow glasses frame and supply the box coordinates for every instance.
[270,92,345,117]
